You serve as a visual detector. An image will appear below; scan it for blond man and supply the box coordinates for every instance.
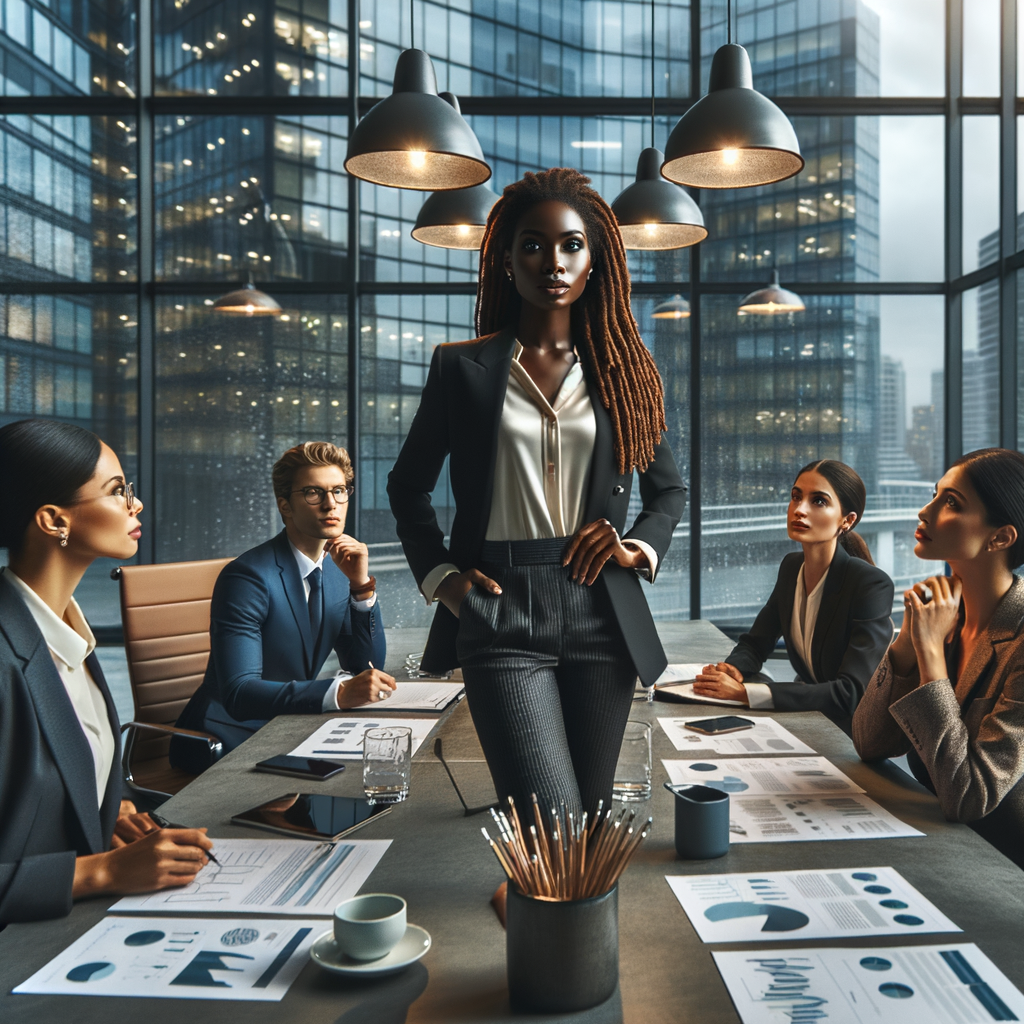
[172,442,392,769]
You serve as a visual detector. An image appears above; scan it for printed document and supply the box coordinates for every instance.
[111,838,391,915]
[289,716,435,760]
[348,681,463,712]
[663,756,864,796]
[666,866,960,943]
[713,943,1024,1024]
[655,665,746,705]
[13,916,320,1001]
[658,716,817,756]
[728,793,924,843]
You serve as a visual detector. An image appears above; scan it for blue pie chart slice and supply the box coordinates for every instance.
[705,902,810,932]
[67,962,116,982]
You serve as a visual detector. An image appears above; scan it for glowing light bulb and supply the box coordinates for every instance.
[408,150,427,169]
[456,224,470,236]
[644,223,658,235]
[721,148,739,165]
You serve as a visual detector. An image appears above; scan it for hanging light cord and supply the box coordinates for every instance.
[726,0,731,44]
[650,0,655,148]
[410,0,415,49]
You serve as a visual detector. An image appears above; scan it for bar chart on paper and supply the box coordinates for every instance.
[111,838,391,915]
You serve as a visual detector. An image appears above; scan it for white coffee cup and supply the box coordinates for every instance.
[333,893,407,961]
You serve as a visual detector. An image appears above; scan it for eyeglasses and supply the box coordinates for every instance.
[291,485,354,505]
[76,481,137,515]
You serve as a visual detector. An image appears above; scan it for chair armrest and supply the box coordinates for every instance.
[120,722,223,786]
[120,721,221,743]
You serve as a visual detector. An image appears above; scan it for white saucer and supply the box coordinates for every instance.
[310,924,431,977]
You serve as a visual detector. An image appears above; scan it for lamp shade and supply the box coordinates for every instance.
[662,44,804,189]
[345,49,491,191]
[412,182,500,249]
[212,281,282,316]
[737,271,805,314]
[611,148,707,250]
[651,294,691,319]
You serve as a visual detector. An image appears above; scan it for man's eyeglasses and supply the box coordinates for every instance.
[291,485,354,505]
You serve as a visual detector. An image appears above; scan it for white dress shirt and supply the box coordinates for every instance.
[287,540,375,711]
[745,562,830,709]
[421,343,658,602]
[4,569,115,805]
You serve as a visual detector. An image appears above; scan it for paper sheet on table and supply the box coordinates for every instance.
[658,716,816,756]
[111,838,391,915]
[13,916,320,1001]
[288,716,435,760]
[713,943,1024,1024]
[656,664,709,683]
[655,681,747,706]
[662,756,864,795]
[349,681,463,712]
[666,866,960,943]
[728,792,924,842]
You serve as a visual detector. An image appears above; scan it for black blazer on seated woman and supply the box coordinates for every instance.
[387,326,688,684]
[725,543,895,732]
[0,572,122,925]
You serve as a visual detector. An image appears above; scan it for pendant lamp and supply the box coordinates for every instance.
[411,93,500,249]
[737,271,805,314]
[662,43,803,189]
[611,0,705,249]
[345,49,490,191]
[652,294,691,319]
[212,277,281,316]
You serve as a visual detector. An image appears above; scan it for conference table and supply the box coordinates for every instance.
[2,621,1022,1023]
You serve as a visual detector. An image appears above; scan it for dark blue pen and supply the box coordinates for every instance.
[149,812,221,865]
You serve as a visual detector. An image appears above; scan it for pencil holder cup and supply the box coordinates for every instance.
[505,883,619,1013]
[666,782,730,859]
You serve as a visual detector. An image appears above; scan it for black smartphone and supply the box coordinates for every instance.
[231,793,391,840]
[253,754,346,780]
[683,716,756,735]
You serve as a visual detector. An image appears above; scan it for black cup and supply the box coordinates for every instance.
[506,883,618,1013]
[666,782,730,859]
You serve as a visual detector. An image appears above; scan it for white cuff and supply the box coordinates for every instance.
[623,539,659,581]
[421,563,460,604]
[350,591,377,612]
[744,682,774,709]
[322,672,353,711]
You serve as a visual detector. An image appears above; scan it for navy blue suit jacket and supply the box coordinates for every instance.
[174,530,386,759]
[0,571,122,925]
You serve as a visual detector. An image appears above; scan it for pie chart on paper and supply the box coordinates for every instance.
[704,902,810,932]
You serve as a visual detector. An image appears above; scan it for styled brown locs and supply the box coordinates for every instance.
[476,167,667,474]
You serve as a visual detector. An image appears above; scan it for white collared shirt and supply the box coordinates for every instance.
[421,342,658,602]
[287,540,375,710]
[4,569,114,805]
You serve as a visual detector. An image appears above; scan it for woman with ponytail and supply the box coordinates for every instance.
[854,449,1024,867]
[694,460,894,734]
[388,169,686,823]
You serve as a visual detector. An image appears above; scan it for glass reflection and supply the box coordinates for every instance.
[962,116,1000,275]
[962,285,999,454]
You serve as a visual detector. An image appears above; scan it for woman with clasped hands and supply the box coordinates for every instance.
[852,448,1024,868]
[0,420,213,926]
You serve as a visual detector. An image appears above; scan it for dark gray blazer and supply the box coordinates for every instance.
[0,571,122,925]
[386,327,687,685]
[853,576,1024,869]
[725,544,895,732]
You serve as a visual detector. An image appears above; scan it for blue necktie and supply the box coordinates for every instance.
[307,566,323,648]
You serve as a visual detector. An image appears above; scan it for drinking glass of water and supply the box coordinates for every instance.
[612,721,652,801]
[363,726,412,804]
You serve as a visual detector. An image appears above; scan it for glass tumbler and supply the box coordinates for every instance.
[363,726,413,804]
[612,721,652,801]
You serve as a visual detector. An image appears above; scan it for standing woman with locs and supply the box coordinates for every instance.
[388,168,686,820]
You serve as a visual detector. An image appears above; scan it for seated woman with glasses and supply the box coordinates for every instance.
[171,442,391,771]
[0,419,214,926]
[853,449,1024,868]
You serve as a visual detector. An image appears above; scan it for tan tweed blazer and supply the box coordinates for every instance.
[852,575,1024,867]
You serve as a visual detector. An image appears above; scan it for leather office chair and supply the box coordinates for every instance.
[114,557,233,804]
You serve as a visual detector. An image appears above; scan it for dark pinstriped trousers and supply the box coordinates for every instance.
[456,551,637,819]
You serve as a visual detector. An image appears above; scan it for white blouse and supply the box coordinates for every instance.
[4,569,115,805]
[421,342,657,602]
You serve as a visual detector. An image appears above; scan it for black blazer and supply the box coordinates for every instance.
[725,544,895,732]
[386,327,687,684]
[0,571,122,925]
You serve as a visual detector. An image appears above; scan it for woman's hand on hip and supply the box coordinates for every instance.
[563,520,642,585]
[692,663,749,703]
[435,569,502,618]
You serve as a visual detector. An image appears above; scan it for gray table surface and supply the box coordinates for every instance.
[3,621,1022,1023]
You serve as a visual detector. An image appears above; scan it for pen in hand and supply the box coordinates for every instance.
[149,812,221,865]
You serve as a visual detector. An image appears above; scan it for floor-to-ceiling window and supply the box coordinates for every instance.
[2,0,1021,635]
